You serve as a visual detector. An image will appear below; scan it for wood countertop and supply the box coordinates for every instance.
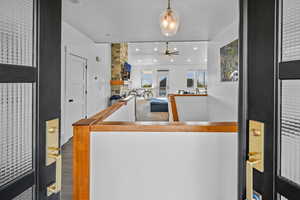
[91,121,238,132]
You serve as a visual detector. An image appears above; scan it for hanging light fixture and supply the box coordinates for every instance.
[160,0,180,37]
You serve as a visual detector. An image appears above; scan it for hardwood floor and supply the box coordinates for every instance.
[61,139,72,200]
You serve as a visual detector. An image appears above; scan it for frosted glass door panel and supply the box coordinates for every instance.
[0,0,34,66]
[280,80,300,186]
[282,0,300,61]
[0,83,33,187]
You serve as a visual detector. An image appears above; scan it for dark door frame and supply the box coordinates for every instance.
[239,0,300,200]
[238,0,247,199]
[238,0,279,199]
[37,0,61,199]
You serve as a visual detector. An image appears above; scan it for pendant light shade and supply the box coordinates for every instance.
[160,0,179,37]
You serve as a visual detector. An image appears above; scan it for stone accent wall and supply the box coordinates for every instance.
[111,43,128,95]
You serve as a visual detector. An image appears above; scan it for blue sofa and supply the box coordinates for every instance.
[150,98,169,112]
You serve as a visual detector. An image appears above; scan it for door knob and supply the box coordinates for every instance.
[68,99,74,102]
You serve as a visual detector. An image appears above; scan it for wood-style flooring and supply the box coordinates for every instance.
[61,139,72,200]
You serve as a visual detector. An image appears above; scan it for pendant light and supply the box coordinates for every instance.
[160,0,180,37]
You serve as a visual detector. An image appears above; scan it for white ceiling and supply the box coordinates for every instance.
[62,0,238,43]
[128,42,207,67]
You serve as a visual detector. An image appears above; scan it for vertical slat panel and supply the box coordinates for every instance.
[0,0,40,199]
[282,0,300,61]
[0,0,34,66]
[0,83,33,187]
[281,80,300,186]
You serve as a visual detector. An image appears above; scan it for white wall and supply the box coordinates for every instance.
[218,133,238,200]
[90,131,237,200]
[61,21,111,144]
[130,65,206,95]
[104,98,136,122]
[175,96,208,121]
[207,22,239,121]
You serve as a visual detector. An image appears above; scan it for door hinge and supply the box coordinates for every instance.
[85,90,87,94]
[85,65,87,69]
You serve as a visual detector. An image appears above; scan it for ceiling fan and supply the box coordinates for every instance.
[163,42,180,56]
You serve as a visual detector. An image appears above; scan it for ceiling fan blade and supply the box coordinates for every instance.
[168,51,179,55]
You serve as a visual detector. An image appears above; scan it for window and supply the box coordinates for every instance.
[196,71,207,89]
[186,70,207,89]
[141,70,153,88]
[186,71,195,88]
[157,70,169,97]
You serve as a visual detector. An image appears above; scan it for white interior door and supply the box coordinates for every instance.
[65,53,87,142]
[157,70,169,97]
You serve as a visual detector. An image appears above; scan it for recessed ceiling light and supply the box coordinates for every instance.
[204,58,208,62]
[187,58,192,62]
[174,47,178,51]
[136,48,140,52]
[153,59,158,63]
[154,47,158,52]
[137,59,142,63]
[170,58,174,63]
[193,47,198,51]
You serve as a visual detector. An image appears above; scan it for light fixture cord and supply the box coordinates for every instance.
[168,0,171,9]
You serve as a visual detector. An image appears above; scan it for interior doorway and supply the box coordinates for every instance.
[157,70,169,97]
[64,52,88,143]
